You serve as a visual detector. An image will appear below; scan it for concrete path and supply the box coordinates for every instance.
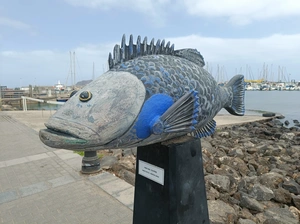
[0,111,134,224]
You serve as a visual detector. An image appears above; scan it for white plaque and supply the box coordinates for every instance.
[138,160,164,185]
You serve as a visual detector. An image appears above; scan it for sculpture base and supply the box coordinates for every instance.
[133,138,209,224]
[81,151,101,174]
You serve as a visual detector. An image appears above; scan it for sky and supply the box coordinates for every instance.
[0,0,300,88]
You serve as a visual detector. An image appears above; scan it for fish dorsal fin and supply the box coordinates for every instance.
[108,34,176,69]
[187,120,216,138]
[151,90,200,135]
[174,49,205,67]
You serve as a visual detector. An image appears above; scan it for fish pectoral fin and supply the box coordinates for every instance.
[187,119,216,138]
[151,90,199,134]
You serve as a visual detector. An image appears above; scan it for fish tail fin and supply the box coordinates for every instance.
[224,75,245,116]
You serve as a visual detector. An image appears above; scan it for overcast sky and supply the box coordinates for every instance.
[1,0,300,88]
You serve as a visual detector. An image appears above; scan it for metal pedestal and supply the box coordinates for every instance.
[81,151,101,174]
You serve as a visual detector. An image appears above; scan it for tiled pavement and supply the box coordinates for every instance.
[0,112,134,224]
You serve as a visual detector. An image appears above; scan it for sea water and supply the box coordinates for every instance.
[220,91,300,124]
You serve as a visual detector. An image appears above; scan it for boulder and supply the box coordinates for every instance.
[100,156,118,169]
[237,218,256,224]
[205,174,230,193]
[261,207,299,224]
[208,200,237,224]
[259,172,284,189]
[249,184,274,201]
[292,194,300,210]
[273,187,292,204]
[282,180,300,194]
[239,194,265,212]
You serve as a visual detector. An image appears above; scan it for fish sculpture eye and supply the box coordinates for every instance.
[79,91,92,102]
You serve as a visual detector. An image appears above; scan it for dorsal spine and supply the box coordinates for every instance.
[108,34,175,69]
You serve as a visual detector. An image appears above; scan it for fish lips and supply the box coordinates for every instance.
[39,117,103,149]
[39,128,92,150]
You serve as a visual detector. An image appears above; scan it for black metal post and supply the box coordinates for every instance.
[81,151,101,174]
[133,138,209,224]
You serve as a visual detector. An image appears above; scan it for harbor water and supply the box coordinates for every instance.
[221,91,300,124]
[244,91,299,120]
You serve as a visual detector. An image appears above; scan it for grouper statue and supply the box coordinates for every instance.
[39,34,245,150]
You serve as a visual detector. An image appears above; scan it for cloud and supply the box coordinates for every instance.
[180,0,300,25]
[0,43,113,88]
[64,0,171,26]
[0,17,31,30]
[1,33,300,88]
[166,33,300,80]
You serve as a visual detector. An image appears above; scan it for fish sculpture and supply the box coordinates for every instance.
[39,34,245,150]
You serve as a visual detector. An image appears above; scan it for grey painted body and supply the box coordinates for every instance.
[39,35,245,150]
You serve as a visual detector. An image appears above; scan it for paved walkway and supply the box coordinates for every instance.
[0,111,134,224]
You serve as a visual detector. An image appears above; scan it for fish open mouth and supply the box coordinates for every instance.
[39,128,91,150]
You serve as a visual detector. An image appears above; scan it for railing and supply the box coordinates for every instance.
[21,96,65,111]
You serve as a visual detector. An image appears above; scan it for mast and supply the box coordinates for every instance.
[93,62,95,80]
[73,52,76,89]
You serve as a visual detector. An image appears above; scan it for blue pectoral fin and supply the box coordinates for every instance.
[151,90,199,134]
[187,119,216,138]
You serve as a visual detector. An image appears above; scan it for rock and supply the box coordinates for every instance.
[218,131,230,138]
[292,194,300,210]
[259,172,284,189]
[100,156,118,169]
[276,115,285,119]
[289,206,300,221]
[256,144,269,154]
[256,165,269,176]
[249,184,274,201]
[238,126,248,132]
[122,148,133,157]
[243,141,255,148]
[118,169,135,186]
[293,119,300,124]
[270,168,287,176]
[112,149,122,159]
[131,147,137,157]
[238,208,257,222]
[208,200,237,224]
[229,157,250,177]
[206,187,220,200]
[282,180,300,194]
[201,138,216,154]
[214,164,241,181]
[239,194,265,212]
[294,173,300,185]
[112,156,135,173]
[281,132,296,141]
[246,147,257,154]
[284,120,290,126]
[262,207,299,224]
[205,174,230,193]
[273,188,292,204]
[237,218,256,224]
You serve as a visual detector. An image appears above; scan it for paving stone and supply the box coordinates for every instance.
[0,190,18,204]
[48,174,76,188]
[19,181,50,197]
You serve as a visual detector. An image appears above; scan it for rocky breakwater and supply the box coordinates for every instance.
[99,118,300,224]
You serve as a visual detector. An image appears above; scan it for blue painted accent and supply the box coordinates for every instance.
[121,63,127,69]
[135,94,174,139]
[88,115,95,123]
